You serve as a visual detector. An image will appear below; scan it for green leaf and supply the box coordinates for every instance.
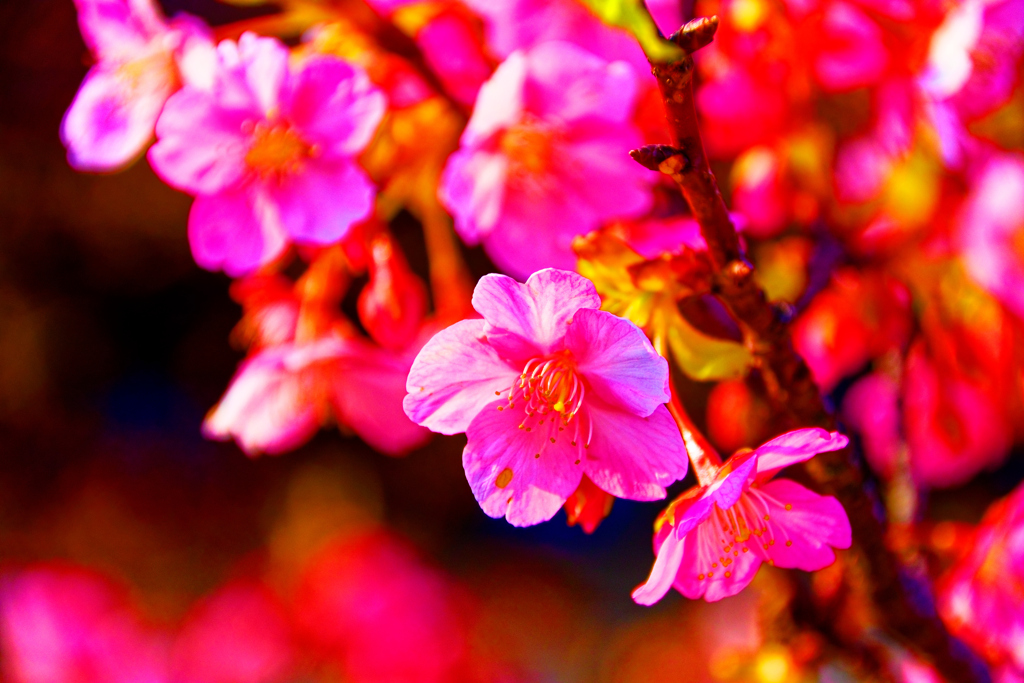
[579,0,683,62]
[661,308,754,381]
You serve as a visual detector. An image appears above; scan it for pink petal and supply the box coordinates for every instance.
[233,33,288,117]
[581,402,688,500]
[74,0,163,61]
[461,50,527,146]
[439,148,509,243]
[61,64,170,171]
[814,2,889,92]
[758,478,852,569]
[148,86,252,195]
[268,158,375,245]
[203,346,321,455]
[676,522,764,602]
[285,56,386,157]
[632,528,685,605]
[706,449,760,510]
[404,319,520,435]
[188,186,289,277]
[332,343,431,456]
[471,269,602,351]
[463,400,584,526]
[566,308,669,415]
[523,41,638,123]
[753,428,849,483]
[480,205,581,278]
[555,126,653,220]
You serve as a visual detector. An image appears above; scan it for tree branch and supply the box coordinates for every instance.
[634,13,988,683]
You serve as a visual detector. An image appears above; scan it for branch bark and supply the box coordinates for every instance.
[636,14,988,683]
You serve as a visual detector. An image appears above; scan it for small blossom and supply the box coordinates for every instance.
[61,0,214,171]
[439,42,653,278]
[632,428,851,604]
[404,269,688,527]
[148,33,386,276]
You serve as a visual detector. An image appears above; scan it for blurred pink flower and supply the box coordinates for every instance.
[61,0,214,171]
[902,341,1011,488]
[957,153,1024,320]
[439,42,653,277]
[633,428,851,604]
[938,483,1024,673]
[358,233,429,351]
[205,333,431,456]
[415,7,494,106]
[0,565,169,683]
[295,531,469,683]
[405,269,688,526]
[842,371,903,480]
[148,33,386,276]
[171,581,294,683]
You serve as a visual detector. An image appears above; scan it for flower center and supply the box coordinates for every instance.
[245,122,313,178]
[499,118,556,176]
[116,48,179,94]
[691,489,796,581]
[508,354,585,422]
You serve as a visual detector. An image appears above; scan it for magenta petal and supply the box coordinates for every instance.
[463,400,583,526]
[753,428,849,483]
[676,522,764,602]
[269,158,375,245]
[404,319,520,435]
[581,402,687,501]
[61,65,169,171]
[234,32,288,117]
[632,528,685,606]
[440,148,509,243]
[188,186,289,276]
[758,478,852,570]
[461,50,527,146]
[705,449,760,509]
[332,343,431,456]
[285,56,386,156]
[74,0,163,60]
[203,346,320,455]
[471,269,602,350]
[523,41,638,123]
[567,308,669,415]
[149,87,252,195]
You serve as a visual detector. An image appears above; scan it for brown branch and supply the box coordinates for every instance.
[635,13,988,683]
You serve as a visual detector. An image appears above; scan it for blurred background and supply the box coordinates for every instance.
[0,1,1020,682]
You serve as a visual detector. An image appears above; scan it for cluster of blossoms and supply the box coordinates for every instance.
[59,0,1024,678]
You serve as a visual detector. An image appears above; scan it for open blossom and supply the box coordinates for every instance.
[633,428,851,604]
[938,483,1024,675]
[62,0,214,171]
[404,269,688,526]
[439,42,653,278]
[148,33,386,276]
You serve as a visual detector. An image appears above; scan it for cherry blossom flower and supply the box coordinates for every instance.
[148,33,386,276]
[633,428,851,604]
[938,483,1024,675]
[439,42,653,277]
[204,334,430,457]
[404,269,688,527]
[0,565,170,683]
[62,0,214,172]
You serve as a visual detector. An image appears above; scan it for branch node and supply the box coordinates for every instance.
[669,15,720,54]
[629,145,689,173]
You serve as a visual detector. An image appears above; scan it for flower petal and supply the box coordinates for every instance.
[439,148,509,243]
[404,319,520,435]
[581,402,688,501]
[61,64,171,171]
[285,56,386,157]
[471,269,602,351]
[676,522,764,602]
[632,527,685,606]
[464,400,583,526]
[188,186,289,276]
[235,32,288,117]
[753,428,849,483]
[203,346,320,455]
[74,0,163,60]
[567,307,669,415]
[461,50,527,146]
[758,478,852,570]
[269,158,375,245]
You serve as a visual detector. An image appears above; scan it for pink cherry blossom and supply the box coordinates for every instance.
[204,333,430,457]
[404,269,688,527]
[938,483,1024,674]
[632,428,851,604]
[61,0,214,172]
[148,33,386,276]
[439,42,654,278]
[0,565,170,683]
[957,153,1024,320]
